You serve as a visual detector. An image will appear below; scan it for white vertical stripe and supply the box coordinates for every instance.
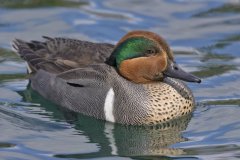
[26,63,33,73]
[104,88,115,123]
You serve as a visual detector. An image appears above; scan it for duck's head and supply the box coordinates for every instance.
[106,31,201,84]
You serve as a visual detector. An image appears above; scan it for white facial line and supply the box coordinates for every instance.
[104,88,115,123]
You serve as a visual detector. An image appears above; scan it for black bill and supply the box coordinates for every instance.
[163,61,201,83]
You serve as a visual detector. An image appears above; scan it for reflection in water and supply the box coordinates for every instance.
[0,0,88,9]
[0,48,27,80]
[19,84,192,158]
[202,33,240,53]
[54,115,192,159]
[0,48,22,61]
[0,73,27,81]
[0,103,67,131]
[194,2,240,17]
[191,31,240,80]
[200,53,234,62]
[192,64,236,78]
[0,142,15,148]
[205,99,240,106]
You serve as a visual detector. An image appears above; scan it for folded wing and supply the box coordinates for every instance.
[12,37,114,73]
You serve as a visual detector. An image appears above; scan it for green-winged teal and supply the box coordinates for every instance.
[13,30,201,125]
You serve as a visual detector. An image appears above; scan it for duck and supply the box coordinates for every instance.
[12,30,201,125]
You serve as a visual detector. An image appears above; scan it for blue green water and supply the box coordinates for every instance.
[0,0,240,159]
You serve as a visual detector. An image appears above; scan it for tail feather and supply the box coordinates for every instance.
[42,36,54,41]
[12,39,39,73]
[13,39,49,73]
[26,41,46,51]
[12,38,70,74]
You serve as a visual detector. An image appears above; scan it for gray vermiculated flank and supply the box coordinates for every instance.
[31,64,149,125]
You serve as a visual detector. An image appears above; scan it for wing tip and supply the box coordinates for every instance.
[11,39,21,55]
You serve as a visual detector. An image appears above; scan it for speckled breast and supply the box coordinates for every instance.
[141,78,195,125]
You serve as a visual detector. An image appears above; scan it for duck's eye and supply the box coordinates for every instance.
[146,49,155,55]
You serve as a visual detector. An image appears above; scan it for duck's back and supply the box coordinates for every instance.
[13,37,114,73]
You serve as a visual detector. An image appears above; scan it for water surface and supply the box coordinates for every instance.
[0,0,240,159]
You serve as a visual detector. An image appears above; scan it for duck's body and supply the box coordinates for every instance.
[13,31,200,125]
